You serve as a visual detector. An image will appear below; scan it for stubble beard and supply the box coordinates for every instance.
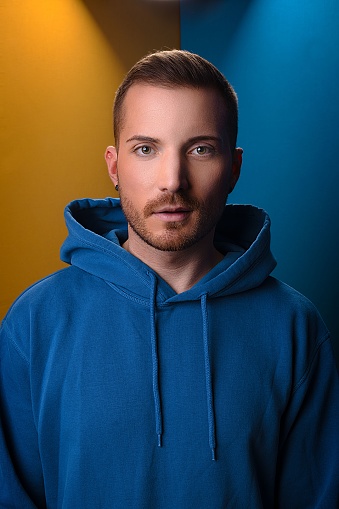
[119,188,226,252]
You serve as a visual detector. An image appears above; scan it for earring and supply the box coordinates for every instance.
[115,184,119,191]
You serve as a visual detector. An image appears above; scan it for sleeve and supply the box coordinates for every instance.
[0,318,45,508]
[276,334,339,508]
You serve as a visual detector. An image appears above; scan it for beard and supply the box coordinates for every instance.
[119,187,226,252]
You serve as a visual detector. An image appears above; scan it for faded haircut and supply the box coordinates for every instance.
[113,49,238,151]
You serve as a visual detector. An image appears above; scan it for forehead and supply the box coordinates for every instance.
[120,84,228,138]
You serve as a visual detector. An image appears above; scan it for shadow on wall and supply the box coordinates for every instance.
[82,0,180,70]
[183,0,254,52]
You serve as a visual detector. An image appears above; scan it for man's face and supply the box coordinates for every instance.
[106,84,241,252]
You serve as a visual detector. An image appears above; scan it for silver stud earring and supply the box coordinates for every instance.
[115,184,119,191]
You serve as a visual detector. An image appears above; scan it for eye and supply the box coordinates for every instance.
[191,145,215,156]
[135,145,154,156]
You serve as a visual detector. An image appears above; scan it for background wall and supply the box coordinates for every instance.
[1,0,180,319]
[181,0,339,362]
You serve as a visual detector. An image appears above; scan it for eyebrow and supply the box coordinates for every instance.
[185,135,223,145]
[125,135,161,144]
[125,135,223,145]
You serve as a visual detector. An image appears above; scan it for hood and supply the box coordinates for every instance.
[61,197,276,304]
[61,197,276,461]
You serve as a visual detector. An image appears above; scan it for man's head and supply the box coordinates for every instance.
[105,50,242,256]
[113,49,238,152]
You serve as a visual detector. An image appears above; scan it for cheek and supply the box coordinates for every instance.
[201,170,230,201]
[118,167,153,212]
[118,157,155,190]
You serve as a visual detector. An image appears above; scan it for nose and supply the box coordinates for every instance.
[157,150,189,193]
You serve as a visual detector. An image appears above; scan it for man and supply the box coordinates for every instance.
[1,50,338,508]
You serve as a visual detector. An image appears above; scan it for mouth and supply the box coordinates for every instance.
[152,206,192,222]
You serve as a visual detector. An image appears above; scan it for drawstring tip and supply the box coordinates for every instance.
[157,434,162,447]
[211,448,216,461]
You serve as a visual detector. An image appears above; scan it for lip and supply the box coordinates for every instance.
[152,206,192,222]
[153,206,190,214]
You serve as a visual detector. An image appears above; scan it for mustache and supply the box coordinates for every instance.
[143,193,200,218]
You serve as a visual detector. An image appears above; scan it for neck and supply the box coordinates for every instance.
[122,230,223,294]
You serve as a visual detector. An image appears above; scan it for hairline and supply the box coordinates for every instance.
[113,50,238,152]
[114,82,236,152]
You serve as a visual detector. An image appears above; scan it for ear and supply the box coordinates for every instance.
[229,147,243,194]
[105,146,118,187]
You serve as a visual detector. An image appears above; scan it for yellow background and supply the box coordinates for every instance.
[1,0,180,318]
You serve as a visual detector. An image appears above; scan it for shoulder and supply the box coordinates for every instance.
[3,267,82,317]
[258,276,330,346]
[259,277,332,386]
[1,266,97,338]
[1,266,107,362]
[259,276,327,322]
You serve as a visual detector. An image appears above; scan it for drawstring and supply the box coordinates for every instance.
[148,272,163,447]
[147,274,216,460]
[201,293,217,461]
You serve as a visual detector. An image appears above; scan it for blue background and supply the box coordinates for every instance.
[181,0,339,362]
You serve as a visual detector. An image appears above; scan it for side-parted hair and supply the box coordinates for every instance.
[113,49,238,151]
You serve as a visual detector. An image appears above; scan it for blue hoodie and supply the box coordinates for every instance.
[1,198,338,509]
